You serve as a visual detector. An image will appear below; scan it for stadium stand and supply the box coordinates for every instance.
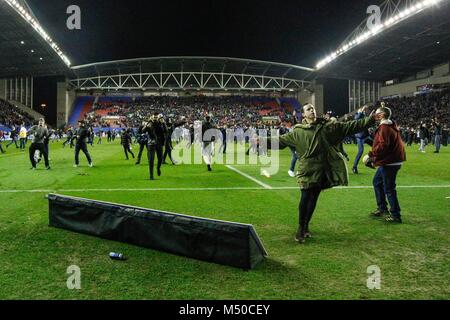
[70,95,299,129]
[382,88,450,129]
[68,96,96,126]
[0,98,35,131]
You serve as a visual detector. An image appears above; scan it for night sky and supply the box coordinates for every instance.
[26,0,380,124]
[27,0,377,67]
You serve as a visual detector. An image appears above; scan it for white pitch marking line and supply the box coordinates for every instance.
[1,185,450,193]
[225,165,273,190]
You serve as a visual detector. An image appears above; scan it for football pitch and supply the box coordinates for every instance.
[0,141,449,300]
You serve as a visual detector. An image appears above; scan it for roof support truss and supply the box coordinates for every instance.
[69,71,309,91]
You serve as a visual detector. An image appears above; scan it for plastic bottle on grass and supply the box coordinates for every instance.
[109,252,127,261]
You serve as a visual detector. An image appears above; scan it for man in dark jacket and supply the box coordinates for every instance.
[121,129,135,160]
[63,127,74,148]
[163,117,186,165]
[202,114,217,172]
[74,121,93,167]
[135,121,149,165]
[6,126,19,149]
[143,115,164,180]
[367,105,406,223]
[27,118,50,170]
[268,104,376,243]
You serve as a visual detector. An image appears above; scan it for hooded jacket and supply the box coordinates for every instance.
[276,116,375,190]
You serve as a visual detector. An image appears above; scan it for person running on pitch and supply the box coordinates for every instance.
[262,104,376,243]
[163,116,186,165]
[63,127,74,148]
[121,128,135,160]
[201,114,216,172]
[135,121,149,165]
[6,126,19,149]
[27,118,50,170]
[73,120,93,168]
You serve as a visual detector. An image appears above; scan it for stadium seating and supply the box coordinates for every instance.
[78,95,299,129]
[68,96,95,126]
[0,98,35,129]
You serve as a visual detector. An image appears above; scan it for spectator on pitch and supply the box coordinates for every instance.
[352,105,370,174]
[74,121,93,168]
[202,114,217,172]
[121,128,135,160]
[87,125,95,147]
[27,118,50,170]
[107,129,112,143]
[406,127,415,146]
[163,116,186,165]
[418,122,428,153]
[432,118,442,153]
[287,110,300,177]
[264,103,376,243]
[6,126,19,149]
[142,115,164,180]
[366,104,406,223]
[0,130,5,154]
[63,127,74,148]
[442,124,449,147]
[19,123,27,151]
[135,121,149,165]
[97,129,103,144]
[43,126,54,160]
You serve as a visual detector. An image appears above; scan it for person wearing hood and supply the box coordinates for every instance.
[263,103,376,243]
[367,104,406,223]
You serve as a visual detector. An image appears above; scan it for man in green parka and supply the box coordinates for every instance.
[269,104,376,243]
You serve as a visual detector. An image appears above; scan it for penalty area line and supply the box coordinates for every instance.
[225,165,273,190]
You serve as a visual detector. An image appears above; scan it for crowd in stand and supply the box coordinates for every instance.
[380,89,450,146]
[1,90,449,148]
[88,96,296,130]
[0,99,35,128]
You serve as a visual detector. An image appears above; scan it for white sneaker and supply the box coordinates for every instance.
[89,162,93,167]
[288,170,295,178]
[73,164,78,168]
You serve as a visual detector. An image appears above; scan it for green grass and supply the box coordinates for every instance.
[0,140,449,300]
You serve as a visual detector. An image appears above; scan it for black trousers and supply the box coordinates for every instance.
[298,188,322,235]
[163,140,175,164]
[137,143,147,163]
[75,143,92,165]
[147,144,163,179]
[7,138,19,148]
[29,143,49,168]
[63,137,71,147]
[123,144,135,159]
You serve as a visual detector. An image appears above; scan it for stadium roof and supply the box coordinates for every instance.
[69,57,314,91]
[70,56,315,81]
[312,0,450,81]
[0,0,71,78]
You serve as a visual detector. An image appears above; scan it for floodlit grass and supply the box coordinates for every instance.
[0,140,449,300]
